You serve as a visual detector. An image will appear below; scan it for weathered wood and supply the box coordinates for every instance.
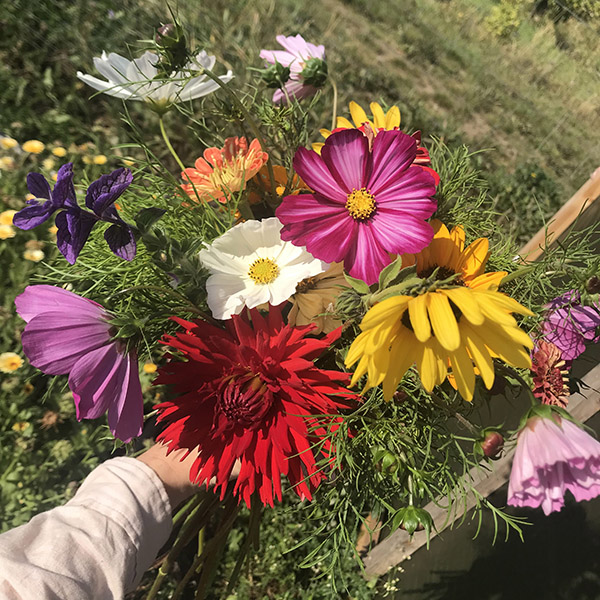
[363,362,600,577]
[518,166,600,261]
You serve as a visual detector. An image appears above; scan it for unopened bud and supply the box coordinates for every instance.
[586,276,600,294]
[260,63,291,88]
[301,57,328,88]
[393,389,408,403]
[392,506,433,536]
[156,23,177,45]
[480,431,504,459]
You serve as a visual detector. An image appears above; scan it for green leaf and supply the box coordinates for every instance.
[377,256,404,290]
[343,272,370,295]
[134,207,166,233]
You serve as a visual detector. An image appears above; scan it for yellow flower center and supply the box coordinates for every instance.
[345,188,376,220]
[248,257,279,284]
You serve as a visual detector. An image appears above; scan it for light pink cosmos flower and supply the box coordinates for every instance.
[259,34,325,104]
[15,285,143,442]
[276,129,437,285]
[508,414,600,515]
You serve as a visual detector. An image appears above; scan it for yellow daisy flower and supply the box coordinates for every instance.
[0,224,16,239]
[11,421,30,433]
[0,210,17,226]
[52,146,67,157]
[93,154,108,165]
[312,100,401,153]
[402,220,507,291]
[0,352,24,373]
[23,248,45,262]
[22,140,45,154]
[0,157,15,170]
[0,137,18,150]
[346,288,533,402]
[143,362,158,374]
[42,157,55,171]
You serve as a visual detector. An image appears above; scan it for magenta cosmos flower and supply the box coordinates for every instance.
[276,129,438,285]
[508,412,600,515]
[15,285,143,442]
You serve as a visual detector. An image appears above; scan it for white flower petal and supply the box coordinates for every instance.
[76,73,135,99]
[199,245,249,276]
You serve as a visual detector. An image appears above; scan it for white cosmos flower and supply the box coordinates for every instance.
[76,50,233,109]
[199,217,328,320]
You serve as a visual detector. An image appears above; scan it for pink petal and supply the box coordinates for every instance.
[259,49,297,67]
[21,312,112,375]
[321,129,370,193]
[344,223,390,285]
[367,130,417,194]
[15,284,105,323]
[292,148,346,203]
[370,212,434,254]
[374,167,438,217]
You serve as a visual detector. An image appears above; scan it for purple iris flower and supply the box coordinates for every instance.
[13,163,77,230]
[542,290,600,361]
[15,284,143,443]
[14,165,136,264]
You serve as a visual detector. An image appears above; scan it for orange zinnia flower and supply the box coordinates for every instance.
[182,137,268,204]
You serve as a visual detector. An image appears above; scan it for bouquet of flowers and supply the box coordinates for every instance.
[10,20,600,597]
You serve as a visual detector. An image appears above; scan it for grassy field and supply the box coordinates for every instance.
[0,0,599,597]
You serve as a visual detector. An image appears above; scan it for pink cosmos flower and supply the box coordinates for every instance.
[15,285,143,442]
[508,414,600,515]
[276,129,438,285]
[260,34,326,104]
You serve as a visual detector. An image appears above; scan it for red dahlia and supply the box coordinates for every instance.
[154,306,356,507]
[531,339,570,408]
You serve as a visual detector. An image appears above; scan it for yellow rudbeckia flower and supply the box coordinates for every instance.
[402,220,507,291]
[346,287,533,402]
[312,100,401,153]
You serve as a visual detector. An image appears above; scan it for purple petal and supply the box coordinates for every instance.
[56,209,97,264]
[21,311,112,374]
[85,168,133,216]
[106,351,144,442]
[15,284,105,323]
[26,172,51,200]
[367,130,417,194]
[70,344,126,420]
[374,167,438,217]
[321,129,370,194]
[344,223,391,285]
[104,223,137,261]
[52,163,77,208]
[292,148,346,203]
[12,200,55,230]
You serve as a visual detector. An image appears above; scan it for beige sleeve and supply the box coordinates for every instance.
[0,457,172,600]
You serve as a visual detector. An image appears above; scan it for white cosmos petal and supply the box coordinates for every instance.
[199,245,248,276]
[205,273,251,320]
[76,73,136,99]
[194,51,216,71]
[93,54,129,85]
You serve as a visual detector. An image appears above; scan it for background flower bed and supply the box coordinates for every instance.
[0,0,599,598]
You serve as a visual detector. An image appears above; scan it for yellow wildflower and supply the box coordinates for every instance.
[48,225,58,236]
[22,140,45,154]
[0,210,17,225]
[93,154,108,165]
[122,158,135,167]
[42,157,56,171]
[23,248,45,262]
[11,421,30,433]
[313,101,401,153]
[143,362,158,374]
[0,137,18,150]
[82,156,93,165]
[0,352,24,373]
[0,157,15,170]
[0,224,16,239]
[52,146,67,157]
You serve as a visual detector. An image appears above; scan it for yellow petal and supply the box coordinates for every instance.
[482,290,534,317]
[320,128,332,139]
[349,101,369,128]
[480,323,532,368]
[461,322,495,389]
[361,295,411,330]
[448,345,476,401]
[408,294,431,342]
[336,116,354,129]
[442,288,484,326]
[427,292,461,351]
[385,105,401,129]
[382,330,415,399]
[370,102,386,129]
[350,355,370,387]
[459,237,489,279]
[311,142,324,154]
[468,271,507,291]
[449,225,465,254]
[417,341,440,391]
[345,330,371,367]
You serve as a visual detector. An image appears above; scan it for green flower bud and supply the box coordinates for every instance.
[301,57,328,88]
[260,63,291,88]
[392,506,433,536]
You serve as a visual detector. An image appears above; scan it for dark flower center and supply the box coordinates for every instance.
[419,264,463,284]
[296,276,318,294]
[219,373,272,427]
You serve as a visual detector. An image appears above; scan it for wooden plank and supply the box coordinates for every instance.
[518,166,600,261]
[363,361,600,577]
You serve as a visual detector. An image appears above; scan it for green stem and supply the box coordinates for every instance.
[430,392,480,436]
[330,77,338,131]
[199,67,278,205]
[159,116,186,172]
